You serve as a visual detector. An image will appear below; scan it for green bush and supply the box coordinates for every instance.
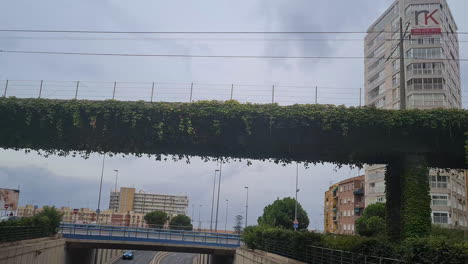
[356,203,386,237]
[169,215,193,231]
[398,236,468,264]
[431,225,468,242]
[257,197,309,230]
[243,226,468,263]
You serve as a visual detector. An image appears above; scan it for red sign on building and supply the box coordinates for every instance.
[73,209,79,214]
[411,28,442,36]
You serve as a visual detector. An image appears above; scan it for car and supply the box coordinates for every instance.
[122,251,134,260]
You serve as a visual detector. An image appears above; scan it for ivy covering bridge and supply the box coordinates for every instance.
[0,97,467,240]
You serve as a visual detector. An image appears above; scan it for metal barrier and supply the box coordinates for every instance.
[0,226,52,243]
[60,223,240,248]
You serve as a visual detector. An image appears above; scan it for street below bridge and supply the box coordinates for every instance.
[111,251,196,264]
[112,251,157,264]
[160,253,197,264]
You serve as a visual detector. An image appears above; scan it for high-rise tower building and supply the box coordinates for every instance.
[364,0,466,228]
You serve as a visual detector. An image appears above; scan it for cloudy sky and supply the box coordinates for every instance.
[0,0,467,230]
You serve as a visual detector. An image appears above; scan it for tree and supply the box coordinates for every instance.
[233,214,244,234]
[356,203,386,237]
[257,197,309,230]
[169,215,193,230]
[144,211,168,228]
[34,206,63,234]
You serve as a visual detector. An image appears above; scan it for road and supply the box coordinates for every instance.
[113,251,157,264]
[160,253,196,264]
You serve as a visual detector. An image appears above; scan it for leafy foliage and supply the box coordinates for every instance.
[169,215,192,230]
[243,226,468,263]
[0,206,63,235]
[257,197,309,230]
[356,203,386,237]
[0,98,466,169]
[144,211,168,228]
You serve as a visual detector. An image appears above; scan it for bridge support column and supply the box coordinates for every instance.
[65,248,96,264]
[210,254,233,264]
[385,154,431,241]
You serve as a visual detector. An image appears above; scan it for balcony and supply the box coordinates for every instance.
[353,188,364,195]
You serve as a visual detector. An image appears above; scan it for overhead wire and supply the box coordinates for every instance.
[1,49,468,61]
[0,29,467,34]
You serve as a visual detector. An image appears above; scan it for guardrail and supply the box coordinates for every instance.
[0,226,52,243]
[60,223,240,248]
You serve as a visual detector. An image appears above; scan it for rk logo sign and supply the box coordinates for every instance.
[415,9,439,26]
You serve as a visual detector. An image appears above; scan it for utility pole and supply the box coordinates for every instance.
[96,154,105,224]
[225,199,229,231]
[244,187,249,228]
[215,163,223,232]
[113,169,119,192]
[210,169,219,231]
[198,204,203,231]
[399,17,407,110]
[294,163,299,231]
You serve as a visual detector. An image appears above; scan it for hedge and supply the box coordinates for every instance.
[243,226,468,263]
[0,97,466,169]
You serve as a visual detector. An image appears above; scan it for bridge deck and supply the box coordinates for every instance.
[60,224,240,254]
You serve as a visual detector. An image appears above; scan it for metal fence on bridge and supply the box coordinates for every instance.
[60,223,240,248]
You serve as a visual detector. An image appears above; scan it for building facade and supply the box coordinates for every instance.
[323,183,339,233]
[109,187,189,217]
[364,0,466,228]
[324,176,365,235]
[18,205,148,227]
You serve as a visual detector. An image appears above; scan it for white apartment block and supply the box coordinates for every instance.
[109,187,189,217]
[364,0,466,228]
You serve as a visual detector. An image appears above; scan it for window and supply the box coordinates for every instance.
[407,63,444,76]
[409,93,446,108]
[433,212,449,224]
[407,78,444,91]
[432,195,449,206]
[406,48,442,59]
[340,187,343,192]
[392,74,400,87]
[430,175,449,188]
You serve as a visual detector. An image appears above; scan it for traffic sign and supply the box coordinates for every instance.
[96,209,100,214]
[4,204,8,209]
[293,219,299,225]
[293,219,299,229]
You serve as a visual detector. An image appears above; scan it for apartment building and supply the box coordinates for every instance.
[324,183,339,233]
[324,176,365,234]
[364,0,466,228]
[109,187,189,217]
[18,205,148,227]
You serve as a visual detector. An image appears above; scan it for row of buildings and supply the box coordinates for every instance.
[324,171,468,234]
[325,0,466,235]
[18,187,190,227]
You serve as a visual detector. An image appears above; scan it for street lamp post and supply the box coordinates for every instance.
[198,205,203,231]
[294,163,299,231]
[113,169,119,192]
[96,153,106,224]
[225,199,229,231]
[210,169,219,231]
[244,187,249,228]
[215,163,223,232]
